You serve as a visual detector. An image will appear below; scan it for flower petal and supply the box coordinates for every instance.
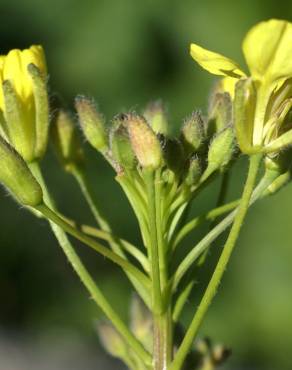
[220,76,239,98]
[3,49,28,99]
[0,56,5,111]
[22,45,47,76]
[190,43,246,78]
[243,19,292,82]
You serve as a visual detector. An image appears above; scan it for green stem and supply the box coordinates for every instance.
[172,200,239,250]
[172,164,277,291]
[155,170,168,291]
[29,162,152,366]
[71,165,111,231]
[80,224,149,272]
[36,202,150,289]
[170,154,262,370]
[145,170,162,313]
[145,169,173,370]
[71,165,151,305]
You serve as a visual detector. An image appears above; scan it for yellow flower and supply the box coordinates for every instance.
[0,45,49,162]
[190,19,292,154]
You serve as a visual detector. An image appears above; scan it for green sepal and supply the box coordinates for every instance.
[181,111,205,154]
[27,63,49,160]
[0,135,43,206]
[2,80,35,162]
[143,100,168,135]
[75,96,108,152]
[110,123,136,170]
[51,109,84,172]
[234,78,256,154]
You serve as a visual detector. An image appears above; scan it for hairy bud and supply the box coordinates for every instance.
[143,100,168,135]
[126,113,162,169]
[202,126,235,181]
[181,111,205,154]
[110,122,136,170]
[207,92,232,135]
[75,96,108,152]
[0,136,43,206]
[51,109,84,172]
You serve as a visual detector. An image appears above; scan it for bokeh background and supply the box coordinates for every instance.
[0,0,292,369]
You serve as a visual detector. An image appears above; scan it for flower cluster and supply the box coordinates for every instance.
[190,19,292,156]
[0,18,291,370]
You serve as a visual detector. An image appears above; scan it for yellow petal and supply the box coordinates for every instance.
[243,19,292,82]
[190,43,246,78]
[3,46,47,102]
[22,45,47,76]
[220,77,239,98]
[3,49,29,99]
[0,56,5,111]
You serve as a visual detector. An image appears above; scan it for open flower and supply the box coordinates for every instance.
[0,45,49,162]
[190,19,292,155]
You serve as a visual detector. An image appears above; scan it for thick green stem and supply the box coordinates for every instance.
[170,154,262,370]
[144,169,173,370]
[29,162,152,366]
[145,170,162,313]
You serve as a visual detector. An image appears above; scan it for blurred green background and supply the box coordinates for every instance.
[0,0,292,369]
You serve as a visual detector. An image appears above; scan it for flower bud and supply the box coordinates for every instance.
[110,121,136,170]
[0,46,49,163]
[181,111,205,154]
[126,113,162,169]
[97,322,128,359]
[185,156,201,186]
[202,126,235,180]
[212,344,232,365]
[130,295,152,351]
[207,92,232,135]
[143,100,168,135]
[0,135,43,206]
[234,78,256,153]
[51,109,84,172]
[75,96,108,152]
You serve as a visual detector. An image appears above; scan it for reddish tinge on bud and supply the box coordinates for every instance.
[126,113,162,169]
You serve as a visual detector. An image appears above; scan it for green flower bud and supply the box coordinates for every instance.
[234,78,256,153]
[75,96,108,152]
[202,127,235,181]
[143,100,168,135]
[164,138,185,175]
[207,92,232,135]
[110,120,136,170]
[97,322,128,359]
[130,295,152,352]
[185,156,201,186]
[126,113,162,169]
[0,136,43,206]
[51,109,84,172]
[212,345,232,366]
[181,111,205,154]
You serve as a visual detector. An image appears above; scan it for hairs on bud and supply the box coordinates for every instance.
[126,113,162,170]
[75,95,108,152]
